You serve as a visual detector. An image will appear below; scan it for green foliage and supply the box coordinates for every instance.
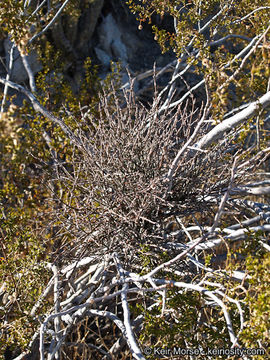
[0,8,117,356]
[127,0,270,118]
[0,212,50,356]
[1,0,270,358]
[240,253,270,358]
[136,287,239,359]
[135,225,270,357]
[0,1,28,44]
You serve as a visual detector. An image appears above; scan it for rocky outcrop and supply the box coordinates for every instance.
[3,38,42,83]
[95,13,128,68]
[0,0,173,94]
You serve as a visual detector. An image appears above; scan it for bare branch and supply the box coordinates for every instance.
[196,91,270,149]
[29,0,71,44]
[0,76,85,148]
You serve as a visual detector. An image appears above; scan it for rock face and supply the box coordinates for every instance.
[4,38,42,83]
[0,0,174,90]
[95,13,128,68]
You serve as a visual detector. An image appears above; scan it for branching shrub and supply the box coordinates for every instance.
[47,86,233,262]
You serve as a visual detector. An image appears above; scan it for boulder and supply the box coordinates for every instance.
[94,46,111,69]
[4,38,42,83]
[97,13,128,65]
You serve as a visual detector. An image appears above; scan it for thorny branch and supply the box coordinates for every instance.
[2,71,270,359]
[1,1,270,359]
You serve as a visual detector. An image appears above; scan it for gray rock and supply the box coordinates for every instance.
[97,14,128,65]
[4,38,42,83]
[94,47,111,68]
[111,38,127,62]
